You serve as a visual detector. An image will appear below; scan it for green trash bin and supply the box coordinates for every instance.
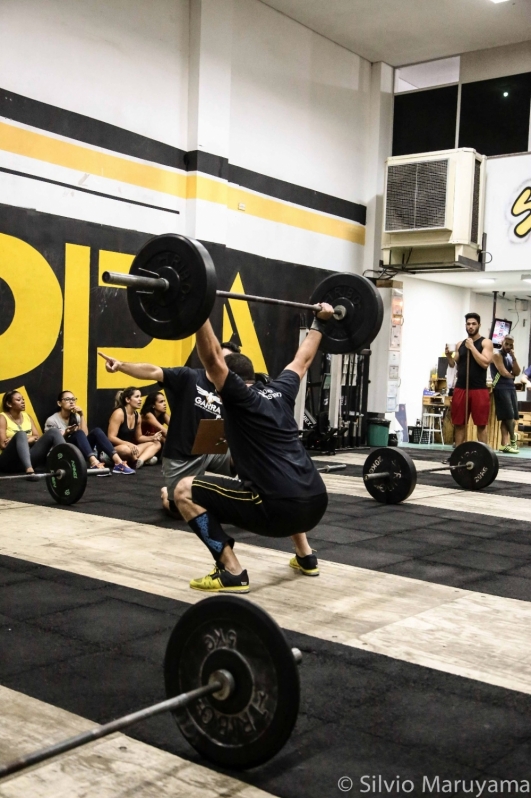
[367,419,391,447]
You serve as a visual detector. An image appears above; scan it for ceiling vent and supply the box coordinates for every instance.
[382,148,486,273]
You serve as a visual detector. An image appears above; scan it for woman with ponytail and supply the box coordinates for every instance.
[107,387,162,468]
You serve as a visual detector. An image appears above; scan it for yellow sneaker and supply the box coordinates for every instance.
[189,564,250,593]
[289,553,320,577]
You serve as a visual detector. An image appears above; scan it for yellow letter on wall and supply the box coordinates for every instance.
[0,234,63,381]
[63,244,90,416]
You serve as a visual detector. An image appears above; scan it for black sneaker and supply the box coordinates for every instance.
[189,563,250,593]
[289,553,319,576]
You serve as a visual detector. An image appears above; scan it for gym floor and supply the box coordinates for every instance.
[1,449,531,797]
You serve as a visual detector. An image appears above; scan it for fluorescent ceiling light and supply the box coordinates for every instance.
[477,278,496,283]
[490,0,510,3]
[521,274,531,283]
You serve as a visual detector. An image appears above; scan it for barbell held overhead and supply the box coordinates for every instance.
[101,233,383,354]
[0,597,302,776]
[103,271,347,320]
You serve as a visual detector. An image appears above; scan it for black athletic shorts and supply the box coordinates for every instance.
[191,475,328,538]
[493,389,519,421]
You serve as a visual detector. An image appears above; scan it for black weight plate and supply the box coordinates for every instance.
[309,273,383,354]
[164,596,299,769]
[363,447,417,504]
[128,234,217,340]
[449,441,498,490]
[45,443,87,505]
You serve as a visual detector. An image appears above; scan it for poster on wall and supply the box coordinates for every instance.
[484,153,531,271]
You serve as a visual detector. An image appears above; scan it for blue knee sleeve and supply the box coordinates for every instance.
[187,512,234,561]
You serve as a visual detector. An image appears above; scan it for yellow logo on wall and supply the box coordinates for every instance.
[511,187,531,239]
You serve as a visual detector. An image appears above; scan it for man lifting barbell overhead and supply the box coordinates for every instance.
[445,313,493,446]
[170,304,334,593]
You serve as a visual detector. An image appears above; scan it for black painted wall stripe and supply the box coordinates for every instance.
[0,166,181,215]
[0,87,366,225]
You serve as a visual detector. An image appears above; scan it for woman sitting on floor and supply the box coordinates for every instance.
[45,391,135,475]
[108,387,162,469]
[141,391,170,445]
[0,390,63,478]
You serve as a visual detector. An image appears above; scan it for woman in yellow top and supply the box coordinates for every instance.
[0,390,63,477]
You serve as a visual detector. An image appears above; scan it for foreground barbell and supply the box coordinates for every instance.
[102,233,383,354]
[0,596,301,776]
[362,441,499,504]
[0,443,108,506]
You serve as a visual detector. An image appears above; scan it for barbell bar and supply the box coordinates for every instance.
[103,271,348,320]
[0,596,303,775]
[362,442,499,505]
[100,234,384,354]
[0,443,107,507]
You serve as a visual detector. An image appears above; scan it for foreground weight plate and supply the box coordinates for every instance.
[363,447,417,504]
[309,273,383,354]
[128,234,217,340]
[449,441,498,490]
[45,443,88,505]
[164,596,300,769]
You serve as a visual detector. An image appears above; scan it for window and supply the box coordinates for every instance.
[392,86,459,156]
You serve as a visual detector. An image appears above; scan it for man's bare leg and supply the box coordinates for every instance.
[454,424,466,446]
[291,532,312,557]
[174,476,243,574]
[500,421,510,447]
[477,425,488,444]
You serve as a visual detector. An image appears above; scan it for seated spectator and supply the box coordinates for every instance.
[141,392,170,442]
[45,391,135,475]
[108,387,162,468]
[0,390,63,477]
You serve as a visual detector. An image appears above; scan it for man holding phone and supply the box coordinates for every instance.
[491,335,521,453]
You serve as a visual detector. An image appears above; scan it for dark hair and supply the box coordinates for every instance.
[465,313,481,324]
[221,341,241,354]
[2,390,21,413]
[114,386,141,409]
[225,353,255,382]
[57,390,74,401]
[141,391,165,417]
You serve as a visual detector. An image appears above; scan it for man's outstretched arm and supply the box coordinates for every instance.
[195,321,229,391]
[285,303,334,379]
[99,353,164,383]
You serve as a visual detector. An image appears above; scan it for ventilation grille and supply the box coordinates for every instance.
[470,159,481,244]
[385,159,448,231]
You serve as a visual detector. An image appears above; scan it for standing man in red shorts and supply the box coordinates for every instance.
[445,313,493,446]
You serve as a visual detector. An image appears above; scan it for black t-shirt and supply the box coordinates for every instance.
[219,369,326,499]
[161,367,223,459]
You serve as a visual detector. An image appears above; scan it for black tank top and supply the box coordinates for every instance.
[117,408,138,442]
[456,338,487,390]
[490,351,515,389]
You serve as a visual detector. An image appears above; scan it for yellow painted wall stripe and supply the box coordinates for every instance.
[0,121,364,244]
[63,245,90,415]
[98,250,135,287]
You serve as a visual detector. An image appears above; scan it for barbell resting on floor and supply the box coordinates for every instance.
[362,441,499,505]
[101,233,384,354]
[0,443,108,506]
[0,597,302,775]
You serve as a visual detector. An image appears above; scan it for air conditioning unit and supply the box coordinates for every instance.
[381,148,486,272]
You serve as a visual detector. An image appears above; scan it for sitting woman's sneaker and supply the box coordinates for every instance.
[113,462,135,475]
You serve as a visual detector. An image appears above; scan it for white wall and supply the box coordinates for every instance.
[230,0,371,205]
[397,276,472,427]
[0,0,190,148]
[460,41,531,84]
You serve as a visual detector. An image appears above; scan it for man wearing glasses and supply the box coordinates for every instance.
[45,391,134,474]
